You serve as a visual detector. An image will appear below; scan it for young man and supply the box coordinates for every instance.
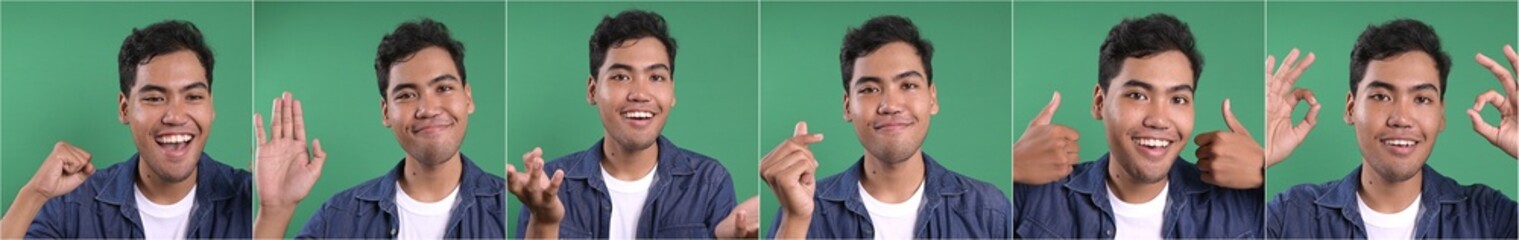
[251,18,506,238]
[1011,14,1265,238]
[1266,19,1518,238]
[0,20,253,238]
[761,15,1012,238]
[506,10,758,239]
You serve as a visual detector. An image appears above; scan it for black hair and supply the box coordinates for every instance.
[1350,19,1451,98]
[589,10,677,79]
[375,18,467,98]
[118,20,215,96]
[840,15,934,91]
[1097,13,1203,90]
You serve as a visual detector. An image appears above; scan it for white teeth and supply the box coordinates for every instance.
[1384,139,1416,147]
[156,134,192,144]
[623,111,654,119]
[1135,138,1171,148]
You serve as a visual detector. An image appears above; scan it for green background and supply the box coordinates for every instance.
[0,2,253,218]
[1265,1,1519,197]
[758,2,1013,236]
[505,1,760,236]
[1012,2,1268,184]
[253,1,506,237]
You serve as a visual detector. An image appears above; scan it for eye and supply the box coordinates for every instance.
[436,85,454,93]
[857,86,880,94]
[1369,93,1390,102]
[142,96,166,103]
[394,91,417,100]
[651,75,668,82]
[1171,96,1189,105]
[611,74,630,81]
[1415,96,1434,104]
[187,94,206,101]
[1125,92,1148,101]
[901,83,919,90]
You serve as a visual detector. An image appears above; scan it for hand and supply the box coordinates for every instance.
[24,141,94,200]
[254,92,327,209]
[1471,45,1519,158]
[760,122,821,218]
[1013,92,1079,185]
[506,147,566,224]
[1196,99,1265,189]
[1266,49,1320,167]
[715,196,760,239]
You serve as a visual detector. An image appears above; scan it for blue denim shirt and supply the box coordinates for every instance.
[27,153,252,238]
[1267,164,1518,238]
[765,153,1012,238]
[1013,153,1264,238]
[514,136,736,238]
[297,154,506,238]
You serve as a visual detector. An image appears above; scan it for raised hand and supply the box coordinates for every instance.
[1196,99,1265,189]
[1013,92,1080,185]
[1471,45,1519,158]
[759,122,823,238]
[1,141,95,238]
[715,196,760,239]
[506,147,566,238]
[1266,49,1320,167]
[252,92,327,238]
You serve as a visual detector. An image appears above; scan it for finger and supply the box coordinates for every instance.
[1477,52,1519,99]
[1029,92,1062,127]
[1222,99,1249,136]
[1506,45,1519,98]
[280,92,295,139]
[505,164,526,193]
[1195,132,1220,146]
[253,113,267,144]
[547,169,566,192]
[760,146,806,175]
[270,97,283,139]
[1266,55,1276,78]
[1285,52,1317,85]
[1293,88,1321,132]
[293,99,307,141]
[309,139,327,172]
[1277,49,1301,78]
[1470,90,1505,139]
[793,121,809,137]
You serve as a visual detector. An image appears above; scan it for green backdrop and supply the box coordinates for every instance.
[505,1,760,236]
[1264,1,1519,198]
[758,2,1013,236]
[1012,1,1268,185]
[0,1,253,218]
[253,1,506,237]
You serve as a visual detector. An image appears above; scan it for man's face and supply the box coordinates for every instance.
[845,41,938,164]
[588,36,675,152]
[383,46,474,164]
[119,49,214,183]
[1094,50,1195,184]
[1347,51,1444,182]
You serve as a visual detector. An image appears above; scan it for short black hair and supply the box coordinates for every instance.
[840,15,934,91]
[1097,13,1203,90]
[118,20,215,96]
[589,10,677,79]
[375,18,467,98]
[1350,19,1450,99]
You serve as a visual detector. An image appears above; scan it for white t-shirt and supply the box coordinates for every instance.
[134,185,195,240]
[1358,194,1421,240]
[1107,183,1168,240]
[395,183,460,240]
[858,181,925,240]
[603,164,658,240]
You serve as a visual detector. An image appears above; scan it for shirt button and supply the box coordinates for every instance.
[1105,230,1113,236]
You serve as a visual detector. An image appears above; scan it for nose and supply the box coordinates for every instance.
[1140,101,1172,130]
[414,93,444,119]
[625,76,653,103]
[1385,99,1414,129]
[875,89,905,116]
[162,98,190,126]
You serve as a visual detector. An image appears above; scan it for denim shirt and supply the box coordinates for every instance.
[28,153,252,238]
[1267,165,1518,238]
[765,153,1013,238]
[297,154,506,238]
[513,136,737,238]
[1013,153,1264,238]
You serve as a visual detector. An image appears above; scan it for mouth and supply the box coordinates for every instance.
[410,122,454,135]
[153,133,196,158]
[1130,137,1175,158]
[620,110,658,128]
[1379,137,1421,156]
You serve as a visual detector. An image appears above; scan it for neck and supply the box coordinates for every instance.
[859,150,926,203]
[1105,155,1168,204]
[601,136,659,181]
[398,152,464,202]
[1357,161,1423,213]
[135,158,198,205]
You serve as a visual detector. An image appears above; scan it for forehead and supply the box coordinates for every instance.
[1362,51,1440,90]
[850,41,924,83]
[601,36,670,71]
[388,46,459,86]
[134,49,208,91]
[1110,50,1194,90]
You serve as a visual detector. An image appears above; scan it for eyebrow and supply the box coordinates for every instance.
[431,74,459,84]
[853,70,924,87]
[1366,81,1396,91]
[1411,83,1440,93]
[181,82,208,92]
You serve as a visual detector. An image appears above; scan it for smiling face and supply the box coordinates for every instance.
[120,49,214,183]
[1094,50,1195,184]
[845,41,939,164]
[1347,51,1444,182]
[382,46,474,164]
[589,36,675,152]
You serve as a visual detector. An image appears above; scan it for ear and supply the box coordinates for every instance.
[928,83,939,115]
[1091,84,1105,120]
[118,93,130,125]
[380,98,392,128]
[586,75,597,105]
[464,84,475,115]
[1343,91,1355,125]
[842,92,853,122]
[669,76,677,108]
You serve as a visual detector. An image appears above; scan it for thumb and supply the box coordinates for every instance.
[1029,92,1062,128]
[1222,99,1249,136]
[793,121,809,137]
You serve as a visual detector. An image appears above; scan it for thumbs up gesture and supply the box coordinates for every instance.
[1195,99,1265,189]
[1013,92,1081,185]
